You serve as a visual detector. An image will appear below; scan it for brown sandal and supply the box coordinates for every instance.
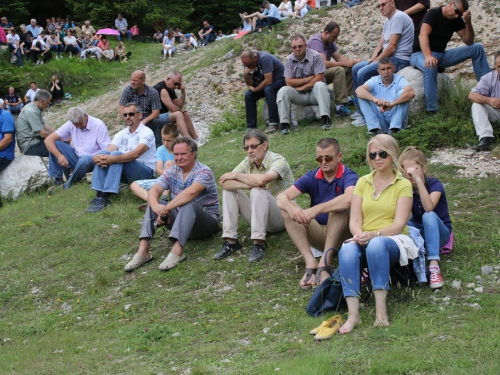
[264,125,278,134]
[312,266,330,289]
[300,268,317,290]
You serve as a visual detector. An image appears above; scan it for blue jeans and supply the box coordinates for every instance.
[8,44,23,67]
[6,104,23,113]
[257,17,281,31]
[49,44,64,53]
[408,212,450,261]
[339,237,400,297]
[0,158,13,173]
[48,140,96,188]
[410,43,489,112]
[91,150,154,194]
[117,30,132,41]
[358,89,409,132]
[25,140,49,157]
[352,56,410,107]
[202,33,215,44]
[245,78,286,128]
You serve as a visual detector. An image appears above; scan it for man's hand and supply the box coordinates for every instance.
[463,10,471,23]
[150,202,170,225]
[288,205,310,225]
[94,154,115,167]
[247,86,257,93]
[219,172,237,184]
[57,154,69,168]
[373,98,389,107]
[424,55,438,69]
[380,101,395,113]
[490,98,500,109]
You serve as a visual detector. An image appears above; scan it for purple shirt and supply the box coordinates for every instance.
[306,32,338,62]
[293,164,358,225]
[471,70,500,100]
[156,160,220,220]
[56,115,111,157]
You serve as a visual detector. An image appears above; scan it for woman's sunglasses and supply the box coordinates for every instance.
[368,151,388,160]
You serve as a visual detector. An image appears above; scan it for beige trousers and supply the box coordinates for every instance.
[324,66,354,105]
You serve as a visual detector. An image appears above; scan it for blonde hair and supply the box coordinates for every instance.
[398,146,428,178]
[366,134,400,170]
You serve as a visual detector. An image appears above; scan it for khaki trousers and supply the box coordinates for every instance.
[324,66,353,105]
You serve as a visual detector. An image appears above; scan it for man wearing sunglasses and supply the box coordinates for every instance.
[153,70,200,142]
[410,0,489,114]
[214,129,294,262]
[277,138,358,289]
[86,102,156,213]
[355,57,415,136]
[277,34,333,133]
[119,70,163,148]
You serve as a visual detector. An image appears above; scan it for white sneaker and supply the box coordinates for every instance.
[35,60,40,66]
[195,137,207,147]
[55,55,58,60]
[351,116,366,127]
[350,111,362,120]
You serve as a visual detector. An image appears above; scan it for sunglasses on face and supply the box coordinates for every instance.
[243,142,263,151]
[123,112,137,117]
[453,2,463,16]
[291,44,305,50]
[168,77,181,87]
[315,155,335,163]
[377,1,390,8]
[369,151,388,160]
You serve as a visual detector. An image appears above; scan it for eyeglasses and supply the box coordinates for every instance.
[369,151,389,160]
[315,155,337,163]
[168,77,181,87]
[453,2,463,16]
[377,1,390,8]
[291,44,305,50]
[243,142,263,151]
[123,112,137,117]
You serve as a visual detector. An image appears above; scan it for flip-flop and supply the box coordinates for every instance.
[264,125,278,134]
[312,266,329,289]
[300,268,317,290]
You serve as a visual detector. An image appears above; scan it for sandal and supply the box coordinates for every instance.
[264,125,278,134]
[312,266,329,289]
[300,268,317,290]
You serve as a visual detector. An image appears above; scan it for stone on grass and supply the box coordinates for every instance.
[451,280,461,289]
[474,286,483,293]
[397,67,454,117]
[0,155,50,200]
[481,265,493,275]
[470,303,482,310]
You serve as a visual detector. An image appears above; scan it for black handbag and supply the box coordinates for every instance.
[305,248,346,317]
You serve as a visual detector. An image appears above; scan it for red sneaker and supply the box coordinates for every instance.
[429,266,444,289]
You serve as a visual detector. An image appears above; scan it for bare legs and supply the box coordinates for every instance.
[169,111,199,139]
[339,297,362,334]
[340,290,389,334]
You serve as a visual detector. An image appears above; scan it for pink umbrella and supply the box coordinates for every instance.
[96,28,120,36]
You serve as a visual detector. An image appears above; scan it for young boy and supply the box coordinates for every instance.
[130,124,179,208]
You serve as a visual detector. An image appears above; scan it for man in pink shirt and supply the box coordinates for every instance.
[45,106,111,194]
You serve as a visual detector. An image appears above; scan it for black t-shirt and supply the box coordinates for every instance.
[395,0,430,32]
[202,25,216,37]
[4,93,21,105]
[413,7,465,53]
[153,80,178,114]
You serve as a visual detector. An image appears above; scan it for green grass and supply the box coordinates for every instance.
[1,124,500,374]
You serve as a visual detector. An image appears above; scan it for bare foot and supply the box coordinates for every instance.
[163,56,166,60]
[373,316,389,327]
[299,270,315,289]
[339,316,361,334]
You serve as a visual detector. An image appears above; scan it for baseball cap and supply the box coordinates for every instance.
[185,33,190,37]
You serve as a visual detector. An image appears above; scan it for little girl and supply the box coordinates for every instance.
[399,146,452,289]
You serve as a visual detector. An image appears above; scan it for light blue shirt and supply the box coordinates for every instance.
[365,74,410,101]
[263,4,282,20]
[26,24,40,38]
[156,145,174,163]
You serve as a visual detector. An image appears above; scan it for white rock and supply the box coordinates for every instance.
[451,280,461,289]
[466,283,475,288]
[481,265,493,275]
[470,303,482,310]
[124,304,132,311]
[263,327,270,333]
[398,67,454,117]
[0,155,51,200]
[172,332,180,337]
[474,286,483,293]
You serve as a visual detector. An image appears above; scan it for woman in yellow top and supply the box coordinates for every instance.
[339,134,413,334]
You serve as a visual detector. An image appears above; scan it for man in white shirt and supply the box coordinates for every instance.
[24,82,39,103]
[87,102,156,213]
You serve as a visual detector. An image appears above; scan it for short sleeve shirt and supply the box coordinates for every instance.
[110,123,156,170]
[7,34,20,46]
[383,10,414,61]
[413,7,465,53]
[233,150,294,197]
[15,102,45,153]
[119,84,162,119]
[307,32,338,62]
[153,80,178,114]
[284,48,326,79]
[353,170,413,235]
[365,74,411,102]
[256,52,285,82]
[115,18,128,31]
[293,164,358,225]
[395,0,430,31]
[0,109,16,160]
[471,70,500,99]
[25,88,39,102]
[202,25,216,37]
[156,161,220,220]
[56,115,111,157]
[411,177,451,230]
[4,94,21,105]
[156,145,174,163]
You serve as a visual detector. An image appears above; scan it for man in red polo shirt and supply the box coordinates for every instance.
[277,137,358,290]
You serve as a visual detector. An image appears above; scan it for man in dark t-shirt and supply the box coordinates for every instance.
[410,1,489,113]
[4,87,24,114]
[198,20,216,46]
[153,70,200,141]
[395,0,430,32]
[240,50,286,132]
[277,137,358,289]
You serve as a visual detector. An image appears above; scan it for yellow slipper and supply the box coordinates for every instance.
[309,314,341,335]
[314,315,344,340]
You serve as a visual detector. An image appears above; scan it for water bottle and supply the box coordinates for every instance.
[291,111,299,131]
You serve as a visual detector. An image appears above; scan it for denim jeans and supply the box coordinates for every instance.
[358,89,409,132]
[257,17,281,31]
[25,140,49,157]
[117,30,132,42]
[245,77,286,128]
[352,56,410,107]
[6,104,23,113]
[49,44,64,53]
[8,44,23,66]
[408,212,450,261]
[202,33,215,44]
[410,43,489,112]
[48,140,96,188]
[339,237,400,297]
[91,150,154,194]
[0,158,13,173]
